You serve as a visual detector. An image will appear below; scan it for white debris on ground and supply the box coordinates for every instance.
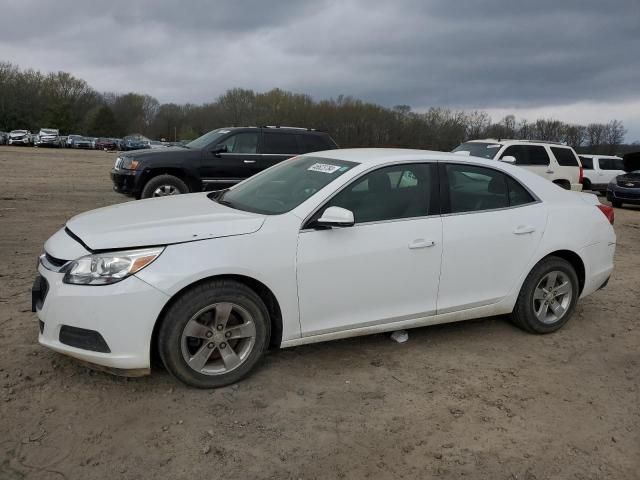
[390,330,409,343]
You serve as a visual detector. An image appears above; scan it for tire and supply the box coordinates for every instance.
[582,179,592,191]
[510,256,579,334]
[141,174,189,199]
[158,280,270,388]
[611,199,622,208]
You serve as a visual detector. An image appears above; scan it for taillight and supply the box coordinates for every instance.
[597,204,614,225]
[579,166,584,184]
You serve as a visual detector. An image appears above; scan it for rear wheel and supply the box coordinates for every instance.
[510,256,579,334]
[158,280,270,388]
[141,174,189,199]
[611,199,623,208]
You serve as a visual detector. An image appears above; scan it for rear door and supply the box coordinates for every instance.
[259,131,300,170]
[437,162,547,313]
[549,147,581,189]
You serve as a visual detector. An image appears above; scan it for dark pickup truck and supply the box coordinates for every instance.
[111,126,338,199]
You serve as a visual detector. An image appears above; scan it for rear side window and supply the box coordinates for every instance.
[501,145,550,166]
[579,156,594,169]
[298,134,330,153]
[598,158,624,170]
[551,147,580,167]
[445,164,534,213]
[263,132,299,154]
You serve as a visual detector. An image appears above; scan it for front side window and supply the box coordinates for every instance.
[221,132,259,154]
[598,158,624,170]
[445,164,534,213]
[214,156,356,215]
[579,156,594,169]
[501,145,550,166]
[263,132,299,154]
[322,163,436,224]
[551,147,580,167]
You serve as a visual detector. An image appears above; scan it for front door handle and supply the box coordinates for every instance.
[243,160,256,164]
[513,225,535,235]
[408,239,435,249]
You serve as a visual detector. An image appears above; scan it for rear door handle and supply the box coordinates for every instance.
[408,239,435,249]
[243,160,256,164]
[513,225,535,235]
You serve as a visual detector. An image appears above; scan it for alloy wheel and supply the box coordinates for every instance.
[532,271,573,324]
[180,303,257,375]
[153,185,179,197]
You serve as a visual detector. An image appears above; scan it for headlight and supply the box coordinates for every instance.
[62,247,164,285]
[115,156,140,170]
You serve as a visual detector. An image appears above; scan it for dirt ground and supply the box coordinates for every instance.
[0,146,638,480]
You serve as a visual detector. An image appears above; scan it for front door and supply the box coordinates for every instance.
[200,131,262,189]
[296,163,442,336]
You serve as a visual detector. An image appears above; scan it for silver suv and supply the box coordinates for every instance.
[453,139,583,191]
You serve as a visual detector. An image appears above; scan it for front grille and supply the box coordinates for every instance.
[59,326,111,353]
[617,191,640,200]
[617,180,640,188]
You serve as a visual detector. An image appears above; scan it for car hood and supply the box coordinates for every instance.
[616,171,640,182]
[122,146,193,159]
[66,193,266,251]
[9,132,26,137]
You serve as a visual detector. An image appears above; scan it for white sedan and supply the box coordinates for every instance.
[33,149,616,388]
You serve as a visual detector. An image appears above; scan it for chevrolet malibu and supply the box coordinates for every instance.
[33,149,616,388]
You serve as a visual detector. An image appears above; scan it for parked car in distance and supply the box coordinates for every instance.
[122,135,151,151]
[35,128,64,148]
[73,136,94,149]
[34,149,615,388]
[0,131,8,145]
[95,138,118,151]
[149,140,167,149]
[606,151,640,207]
[111,126,339,199]
[452,139,583,191]
[8,130,33,146]
[579,155,625,195]
[66,135,82,148]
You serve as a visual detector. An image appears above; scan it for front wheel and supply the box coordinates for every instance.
[611,199,623,208]
[158,280,270,388]
[510,256,579,334]
[141,174,189,199]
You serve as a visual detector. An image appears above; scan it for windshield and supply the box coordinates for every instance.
[41,129,57,135]
[185,129,231,150]
[452,142,502,159]
[11,130,27,134]
[212,156,358,215]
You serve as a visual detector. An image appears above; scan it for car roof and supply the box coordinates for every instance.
[579,154,622,159]
[466,139,571,147]
[305,148,513,167]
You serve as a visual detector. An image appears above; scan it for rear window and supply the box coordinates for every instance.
[500,145,550,166]
[298,134,331,153]
[551,147,580,167]
[579,156,593,169]
[263,132,299,154]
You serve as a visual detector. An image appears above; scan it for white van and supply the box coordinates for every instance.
[453,139,583,191]
[579,155,624,195]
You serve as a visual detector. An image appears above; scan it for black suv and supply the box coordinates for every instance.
[111,126,338,199]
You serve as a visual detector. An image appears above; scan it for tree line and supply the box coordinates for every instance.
[0,61,633,154]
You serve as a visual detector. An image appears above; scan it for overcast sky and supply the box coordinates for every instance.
[1,0,639,140]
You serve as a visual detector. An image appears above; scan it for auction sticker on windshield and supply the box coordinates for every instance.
[308,163,342,174]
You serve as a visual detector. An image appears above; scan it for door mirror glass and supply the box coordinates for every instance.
[316,206,354,228]
[499,155,516,164]
[212,144,228,154]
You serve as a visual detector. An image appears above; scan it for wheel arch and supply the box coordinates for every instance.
[539,249,586,295]
[150,274,284,366]
[552,179,572,190]
[140,167,201,193]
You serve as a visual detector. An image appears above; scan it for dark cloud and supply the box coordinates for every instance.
[0,0,638,137]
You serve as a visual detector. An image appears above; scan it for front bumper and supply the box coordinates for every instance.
[607,185,640,205]
[9,138,29,144]
[110,169,141,196]
[33,264,170,372]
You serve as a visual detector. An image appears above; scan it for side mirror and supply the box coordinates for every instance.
[212,144,228,155]
[316,206,354,228]
[499,155,516,164]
